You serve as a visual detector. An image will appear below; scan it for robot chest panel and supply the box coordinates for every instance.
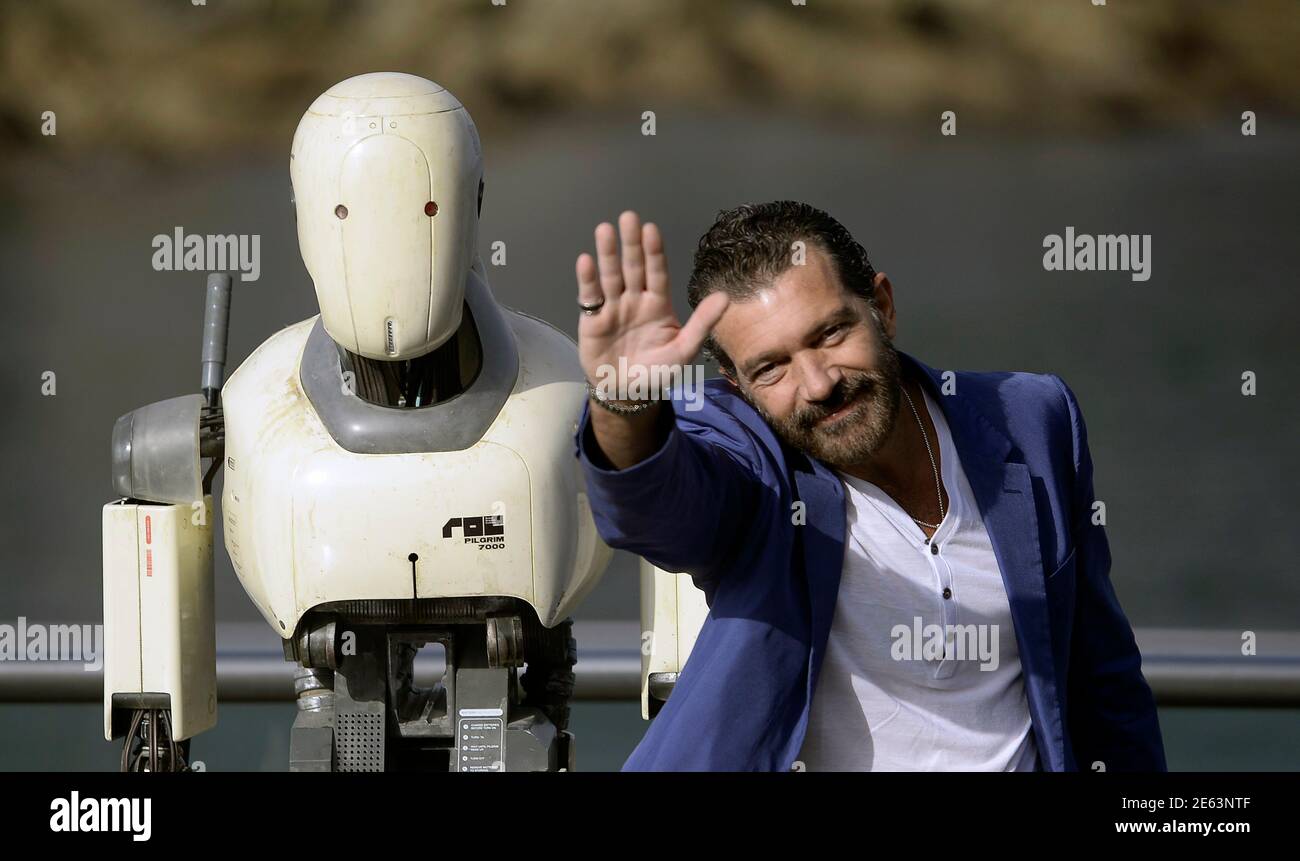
[293,443,534,603]
[228,432,538,609]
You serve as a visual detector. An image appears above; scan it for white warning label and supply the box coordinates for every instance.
[457,717,505,772]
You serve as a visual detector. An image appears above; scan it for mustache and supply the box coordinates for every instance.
[795,375,875,429]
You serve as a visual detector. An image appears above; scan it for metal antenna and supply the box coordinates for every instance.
[201,273,233,408]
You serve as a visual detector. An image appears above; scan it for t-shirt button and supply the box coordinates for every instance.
[930,542,939,555]
[942,587,952,600]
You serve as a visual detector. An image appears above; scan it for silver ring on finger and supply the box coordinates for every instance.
[579,297,606,316]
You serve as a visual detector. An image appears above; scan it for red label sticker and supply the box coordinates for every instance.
[146,549,153,578]
[145,515,152,545]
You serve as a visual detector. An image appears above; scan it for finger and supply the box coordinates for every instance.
[675,291,730,358]
[594,222,625,301]
[576,253,603,310]
[619,210,646,293]
[643,222,669,296]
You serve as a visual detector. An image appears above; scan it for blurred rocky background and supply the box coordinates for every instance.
[2,0,1298,172]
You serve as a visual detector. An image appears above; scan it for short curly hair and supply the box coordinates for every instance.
[686,201,878,375]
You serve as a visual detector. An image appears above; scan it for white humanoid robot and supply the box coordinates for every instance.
[101,72,612,772]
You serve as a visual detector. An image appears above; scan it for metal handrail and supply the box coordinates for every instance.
[2,625,1298,707]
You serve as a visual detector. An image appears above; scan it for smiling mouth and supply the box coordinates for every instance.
[815,391,862,428]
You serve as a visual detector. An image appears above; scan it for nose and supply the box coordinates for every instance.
[796,353,840,405]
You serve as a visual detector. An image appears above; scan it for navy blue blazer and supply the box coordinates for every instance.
[574,351,1166,771]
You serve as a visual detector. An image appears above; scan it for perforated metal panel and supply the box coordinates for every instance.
[335,712,384,771]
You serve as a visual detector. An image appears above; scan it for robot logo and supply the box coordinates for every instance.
[442,514,506,551]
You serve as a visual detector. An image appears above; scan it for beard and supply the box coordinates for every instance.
[740,329,903,469]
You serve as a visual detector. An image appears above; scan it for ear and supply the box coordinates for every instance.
[870,272,897,342]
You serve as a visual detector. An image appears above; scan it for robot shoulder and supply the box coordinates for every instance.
[222,316,320,399]
[498,306,584,383]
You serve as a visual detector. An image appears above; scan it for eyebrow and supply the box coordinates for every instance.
[739,304,858,378]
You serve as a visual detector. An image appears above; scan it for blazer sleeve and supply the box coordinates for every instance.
[573,397,764,585]
[1051,375,1167,771]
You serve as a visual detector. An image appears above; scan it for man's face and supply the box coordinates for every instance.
[712,246,902,468]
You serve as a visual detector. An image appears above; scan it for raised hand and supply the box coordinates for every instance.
[576,211,729,401]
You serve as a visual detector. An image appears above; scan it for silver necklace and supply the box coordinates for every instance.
[901,385,945,531]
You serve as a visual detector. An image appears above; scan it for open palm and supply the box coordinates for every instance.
[575,211,729,395]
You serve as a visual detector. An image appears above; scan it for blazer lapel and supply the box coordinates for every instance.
[791,453,847,714]
[900,351,1066,770]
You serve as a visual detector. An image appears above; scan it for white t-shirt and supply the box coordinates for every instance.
[796,387,1039,771]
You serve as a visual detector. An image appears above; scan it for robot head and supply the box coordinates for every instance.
[291,73,484,360]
